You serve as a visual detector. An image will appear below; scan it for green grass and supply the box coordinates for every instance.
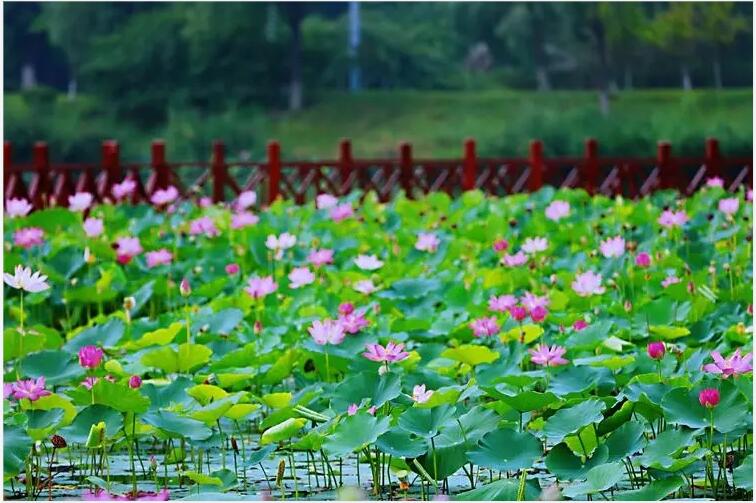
[4,88,752,161]
[266,89,753,158]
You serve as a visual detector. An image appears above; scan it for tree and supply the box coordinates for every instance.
[695,2,749,88]
[494,3,575,91]
[642,3,698,90]
[33,3,124,98]
[597,2,647,90]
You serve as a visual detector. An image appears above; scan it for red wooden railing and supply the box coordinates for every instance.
[3,138,752,210]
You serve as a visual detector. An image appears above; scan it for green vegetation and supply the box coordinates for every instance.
[5,88,752,161]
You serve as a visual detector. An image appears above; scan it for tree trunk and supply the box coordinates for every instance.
[712,59,722,89]
[591,16,611,116]
[20,62,37,89]
[529,4,550,91]
[681,63,692,91]
[286,5,304,111]
[535,67,551,91]
[623,65,633,90]
[67,77,78,100]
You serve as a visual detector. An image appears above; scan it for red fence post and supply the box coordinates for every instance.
[100,140,120,198]
[528,140,544,192]
[151,140,169,191]
[462,138,477,191]
[705,137,721,179]
[267,141,281,205]
[657,141,673,190]
[3,141,11,185]
[583,138,599,195]
[31,142,50,208]
[399,142,413,199]
[339,138,353,196]
[211,140,227,203]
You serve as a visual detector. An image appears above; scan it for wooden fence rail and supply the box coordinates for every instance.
[3,137,752,210]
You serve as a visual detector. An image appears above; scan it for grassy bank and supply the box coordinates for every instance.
[5,88,752,161]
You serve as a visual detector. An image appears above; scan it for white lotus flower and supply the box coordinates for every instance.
[3,265,50,293]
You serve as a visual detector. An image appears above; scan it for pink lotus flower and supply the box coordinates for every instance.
[661,275,681,288]
[572,319,588,331]
[79,345,104,369]
[128,375,142,389]
[308,248,334,267]
[225,263,240,275]
[416,233,440,253]
[703,349,752,378]
[529,344,569,367]
[470,317,499,338]
[288,267,315,289]
[412,384,433,404]
[521,292,549,312]
[145,249,172,268]
[600,236,625,258]
[189,216,219,237]
[339,303,355,315]
[115,237,143,264]
[83,217,104,238]
[316,194,339,210]
[572,271,605,296]
[545,200,570,221]
[339,310,369,334]
[647,342,665,360]
[11,377,51,402]
[658,210,689,228]
[245,275,278,299]
[492,239,509,252]
[68,192,93,212]
[706,177,724,188]
[718,197,740,216]
[354,254,383,271]
[235,190,257,210]
[510,305,528,322]
[231,211,259,229]
[530,305,548,323]
[330,203,354,222]
[14,227,44,249]
[502,251,528,267]
[347,404,359,416]
[150,186,179,206]
[698,388,720,408]
[309,319,346,345]
[635,252,651,268]
[6,198,32,218]
[489,295,517,313]
[112,180,136,200]
[4,265,50,293]
[521,237,548,254]
[354,280,377,295]
[363,342,409,363]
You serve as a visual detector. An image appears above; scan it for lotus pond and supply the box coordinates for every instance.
[2,184,754,501]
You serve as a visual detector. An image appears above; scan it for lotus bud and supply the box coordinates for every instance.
[180,278,191,297]
[624,300,633,312]
[123,296,136,311]
[50,434,67,449]
[698,388,720,408]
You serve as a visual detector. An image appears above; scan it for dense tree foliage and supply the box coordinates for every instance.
[3,2,752,160]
